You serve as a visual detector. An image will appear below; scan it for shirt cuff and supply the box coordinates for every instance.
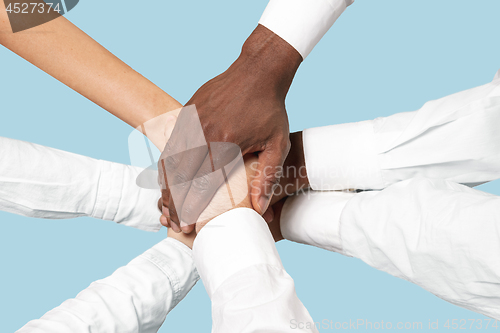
[91,161,162,232]
[141,237,200,309]
[258,0,353,59]
[192,208,282,298]
[303,120,384,190]
[280,190,354,252]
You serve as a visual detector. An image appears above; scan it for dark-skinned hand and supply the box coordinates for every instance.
[159,24,302,233]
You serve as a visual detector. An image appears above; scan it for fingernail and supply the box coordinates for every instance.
[258,196,271,215]
[262,208,274,223]
[160,215,168,226]
[171,222,181,233]
[162,206,170,217]
[180,221,190,234]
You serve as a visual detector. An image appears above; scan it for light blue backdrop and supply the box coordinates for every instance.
[1,0,499,332]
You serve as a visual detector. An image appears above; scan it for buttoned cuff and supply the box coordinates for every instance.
[192,208,282,298]
[281,190,354,252]
[303,120,384,190]
[91,161,162,232]
[141,237,199,309]
[259,0,353,59]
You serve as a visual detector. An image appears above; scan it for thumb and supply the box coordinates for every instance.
[251,142,289,215]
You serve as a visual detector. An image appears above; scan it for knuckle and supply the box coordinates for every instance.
[181,204,194,220]
[283,138,291,153]
[263,171,281,185]
[163,141,176,156]
[201,122,211,136]
[164,155,180,171]
[174,173,189,187]
[220,131,235,143]
[269,176,281,186]
[192,175,211,193]
[169,206,178,220]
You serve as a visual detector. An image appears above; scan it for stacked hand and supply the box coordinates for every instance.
[161,131,310,246]
[159,25,302,234]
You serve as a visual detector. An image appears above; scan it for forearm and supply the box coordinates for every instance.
[193,208,317,332]
[302,74,500,191]
[0,136,162,230]
[339,178,500,320]
[17,238,199,333]
[280,178,500,319]
[0,3,180,149]
[238,24,302,97]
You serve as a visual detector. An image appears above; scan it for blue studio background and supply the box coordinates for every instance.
[1,0,500,331]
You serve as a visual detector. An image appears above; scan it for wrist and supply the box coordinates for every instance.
[284,131,310,190]
[168,228,195,249]
[136,107,181,152]
[236,24,302,98]
[271,131,309,204]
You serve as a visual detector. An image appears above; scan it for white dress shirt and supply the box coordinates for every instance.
[281,71,500,320]
[2,138,316,332]
[8,70,500,330]
[194,208,317,332]
[281,179,500,321]
[0,136,162,232]
[303,72,500,191]
[259,0,354,58]
[17,237,199,333]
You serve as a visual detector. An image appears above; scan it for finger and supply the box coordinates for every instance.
[180,221,196,234]
[262,206,274,223]
[180,142,242,227]
[179,152,223,227]
[251,138,290,215]
[157,198,164,213]
[168,195,181,232]
[161,187,170,209]
[159,158,171,210]
[162,206,170,218]
[267,198,287,242]
[168,198,181,233]
[170,219,181,233]
[162,145,209,224]
[160,215,170,228]
[158,105,209,224]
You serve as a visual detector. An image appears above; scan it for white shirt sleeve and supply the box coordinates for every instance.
[193,208,318,333]
[303,71,500,190]
[16,237,199,333]
[0,137,162,231]
[281,178,500,320]
[259,0,354,59]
